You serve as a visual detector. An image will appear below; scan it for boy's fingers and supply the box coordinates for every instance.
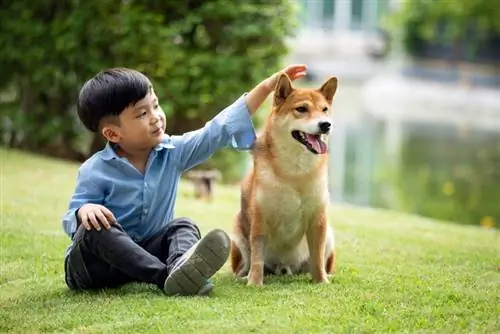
[290,72,307,81]
[286,69,307,81]
[101,207,116,224]
[288,65,307,74]
[87,212,101,231]
[81,215,91,231]
[96,210,111,230]
[288,64,307,70]
[295,71,307,77]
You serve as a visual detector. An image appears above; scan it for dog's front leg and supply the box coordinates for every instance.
[248,234,266,286]
[307,209,329,283]
[247,208,266,286]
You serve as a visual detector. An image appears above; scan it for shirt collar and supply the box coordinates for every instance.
[100,135,175,161]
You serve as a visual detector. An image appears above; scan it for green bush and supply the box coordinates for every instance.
[0,1,298,182]
[386,0,500,60]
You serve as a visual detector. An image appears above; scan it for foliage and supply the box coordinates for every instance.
[2,148,499,333]
[386,0,500,62]
[0,0,298,182]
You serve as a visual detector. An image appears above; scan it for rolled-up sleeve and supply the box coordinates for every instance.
[61,163,104,237]
[171,94,257,172]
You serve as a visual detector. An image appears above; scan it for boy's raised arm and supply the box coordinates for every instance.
[169,64,308,173]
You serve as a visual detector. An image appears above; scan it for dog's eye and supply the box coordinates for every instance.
[322,107,328,112]
[295,106,308,113]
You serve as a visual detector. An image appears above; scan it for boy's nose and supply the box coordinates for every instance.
[151,113,161,124]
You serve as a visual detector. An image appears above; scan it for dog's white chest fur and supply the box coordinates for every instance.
[255,159,328,266]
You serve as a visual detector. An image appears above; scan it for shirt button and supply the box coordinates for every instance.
[144,208,148,214]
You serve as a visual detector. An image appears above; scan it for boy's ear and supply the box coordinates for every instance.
[274,73,294,106]
[101,125,121,143]
[318,76,338,105]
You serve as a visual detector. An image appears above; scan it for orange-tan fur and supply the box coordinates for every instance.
[230,73,338,286]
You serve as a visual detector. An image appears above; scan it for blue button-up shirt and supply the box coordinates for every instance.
[61,94,256,257]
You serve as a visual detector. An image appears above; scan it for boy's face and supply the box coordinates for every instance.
[102,89,166,151]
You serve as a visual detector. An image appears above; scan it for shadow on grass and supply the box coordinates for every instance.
[2,270,345,307]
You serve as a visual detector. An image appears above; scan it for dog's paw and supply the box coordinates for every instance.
[315,277,330,284]
[312,272,330,284]
[235,275,248,283]
[236,269,249,279]
[247,274,264,287]
[247,280,263,287]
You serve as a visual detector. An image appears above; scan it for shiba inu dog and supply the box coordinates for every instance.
[229,73,338,286]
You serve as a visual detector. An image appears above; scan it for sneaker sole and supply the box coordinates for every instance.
[197,281,214,296]
[164,229,230,296]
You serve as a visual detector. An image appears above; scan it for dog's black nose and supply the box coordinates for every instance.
[318,121,331,133]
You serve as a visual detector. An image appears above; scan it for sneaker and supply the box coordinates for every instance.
[197,280,214,296]
[163,229,230,296]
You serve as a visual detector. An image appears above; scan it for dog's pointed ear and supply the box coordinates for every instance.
[274,73,294,105]
[318,76,338,105]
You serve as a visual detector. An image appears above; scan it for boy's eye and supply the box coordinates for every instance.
[153,104,159,109]
[295,106,308,113]
[137,111,147,118]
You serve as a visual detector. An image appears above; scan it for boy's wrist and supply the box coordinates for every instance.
[263,77,275,93]
[74,208,82,228]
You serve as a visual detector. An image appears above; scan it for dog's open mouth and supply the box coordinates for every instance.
[291,130,328,154]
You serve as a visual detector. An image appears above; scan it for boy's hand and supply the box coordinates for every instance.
[245,64,308,115]
[265,64,308,91]
[77,204,116,231]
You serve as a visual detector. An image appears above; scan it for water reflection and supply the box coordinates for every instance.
[328,83,500,229]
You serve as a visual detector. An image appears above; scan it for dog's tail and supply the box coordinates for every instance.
[228,212,250,277]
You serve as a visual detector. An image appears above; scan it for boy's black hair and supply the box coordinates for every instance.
[77,68,151,133]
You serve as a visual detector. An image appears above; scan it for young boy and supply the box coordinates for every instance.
[61,65,307,296]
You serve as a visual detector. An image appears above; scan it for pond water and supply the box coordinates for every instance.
[327,79,500,229]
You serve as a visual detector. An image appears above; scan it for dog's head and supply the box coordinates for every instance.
[269,73,338,155]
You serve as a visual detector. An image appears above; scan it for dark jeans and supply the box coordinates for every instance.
[64,217,201,291]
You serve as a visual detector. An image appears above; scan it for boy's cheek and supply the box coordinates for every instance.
[159,112,167,126]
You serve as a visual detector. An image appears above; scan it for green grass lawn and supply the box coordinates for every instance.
[1,148,499,333]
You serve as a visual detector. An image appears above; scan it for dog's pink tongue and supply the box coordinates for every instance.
[306,134,327,154]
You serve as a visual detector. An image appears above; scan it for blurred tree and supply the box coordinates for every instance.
[0,0,298,181]
[387,0,500,63]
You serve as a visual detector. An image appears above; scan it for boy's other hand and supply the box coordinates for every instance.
[266,64,308,91]
[77,204,117,231]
